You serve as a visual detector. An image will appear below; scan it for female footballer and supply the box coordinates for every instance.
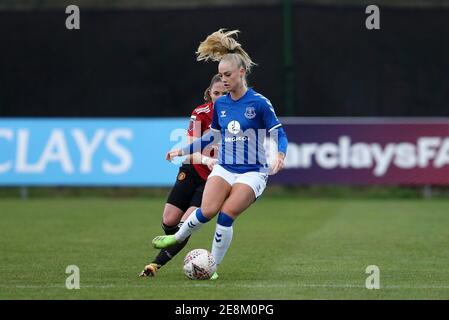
[152,29,288,280]
[139,74,225,277]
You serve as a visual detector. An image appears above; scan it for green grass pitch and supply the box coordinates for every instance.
[1,197,449,299]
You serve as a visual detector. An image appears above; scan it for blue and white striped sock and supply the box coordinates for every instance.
[175,208,209,242]
[211,212,234,266]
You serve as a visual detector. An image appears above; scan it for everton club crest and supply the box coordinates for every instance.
[244,106,256,119]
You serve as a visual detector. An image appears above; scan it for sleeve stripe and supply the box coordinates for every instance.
[268,123,282,132]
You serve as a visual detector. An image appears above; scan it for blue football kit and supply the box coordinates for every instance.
[183,88,288,174]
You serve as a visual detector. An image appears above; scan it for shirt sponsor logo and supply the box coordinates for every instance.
[224,136,249,142]
[227,121,241,134]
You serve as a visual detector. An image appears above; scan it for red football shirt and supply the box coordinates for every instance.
[187,102,214,181]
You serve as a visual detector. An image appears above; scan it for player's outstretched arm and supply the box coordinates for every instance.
[169,130,218,161]
[166,149,183,161]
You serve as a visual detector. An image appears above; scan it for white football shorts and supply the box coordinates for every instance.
[208,164,268,199]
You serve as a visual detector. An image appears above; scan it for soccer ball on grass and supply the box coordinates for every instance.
[183,249,217,280]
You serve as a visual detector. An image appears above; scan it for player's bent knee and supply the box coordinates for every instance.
[162,204,184,226]
[162,214,180,227]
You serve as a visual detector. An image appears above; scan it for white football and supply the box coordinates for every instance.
[183,249,217,280]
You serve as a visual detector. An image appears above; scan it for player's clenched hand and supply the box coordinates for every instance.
[200,156,217,170]
[206,158,218,171]
[271,152,285,175]
[166,149,182,162]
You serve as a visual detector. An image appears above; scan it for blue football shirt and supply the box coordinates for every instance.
[210,88,282,174]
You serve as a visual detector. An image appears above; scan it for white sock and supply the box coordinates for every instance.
[175,208,208,242]
[211,223,233,266]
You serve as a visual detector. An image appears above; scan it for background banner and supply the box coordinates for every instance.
[0,118,186,186]
[1,118,449,186]
[273,118,449,185]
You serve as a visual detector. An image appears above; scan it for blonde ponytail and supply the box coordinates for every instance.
[196,29,256,73]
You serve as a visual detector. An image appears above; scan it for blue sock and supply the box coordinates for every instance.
[195,208,210,223]
[217,211,234,226]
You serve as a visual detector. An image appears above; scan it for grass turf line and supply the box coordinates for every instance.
[1,197,448,299]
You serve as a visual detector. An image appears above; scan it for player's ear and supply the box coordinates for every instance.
[239,67,245,77]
